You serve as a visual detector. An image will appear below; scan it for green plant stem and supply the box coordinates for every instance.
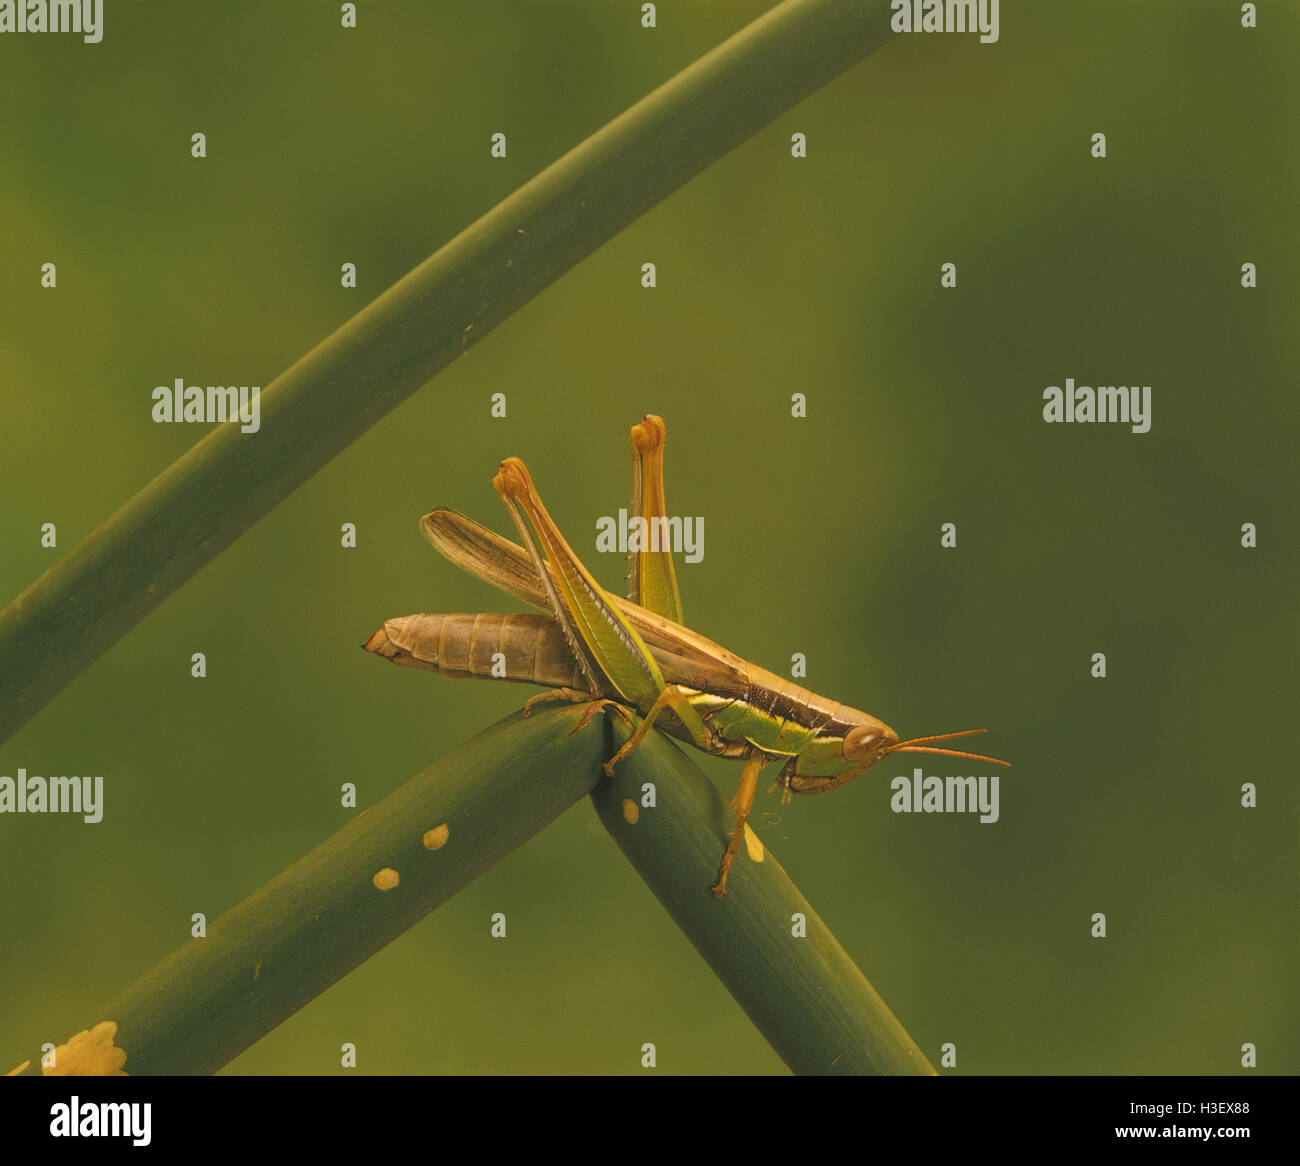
[10,707,608,1077]
[0,0,897,746]
[594,724,936,1076]
[10,703,932,1076]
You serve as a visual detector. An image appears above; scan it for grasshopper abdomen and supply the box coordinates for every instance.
[364,612,586,689]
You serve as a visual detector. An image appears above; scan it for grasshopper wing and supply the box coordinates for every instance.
[420,508,550,611]
[420,507,755,698]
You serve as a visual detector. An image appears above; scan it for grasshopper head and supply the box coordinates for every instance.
[782,717,900,796]
[784,724,1009,796]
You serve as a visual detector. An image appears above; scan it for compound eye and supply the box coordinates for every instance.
[844,725,883,760]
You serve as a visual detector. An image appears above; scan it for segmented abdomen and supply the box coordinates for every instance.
[363,613,588,690]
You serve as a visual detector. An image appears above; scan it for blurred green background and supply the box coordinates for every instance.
[1,0,1295,1075]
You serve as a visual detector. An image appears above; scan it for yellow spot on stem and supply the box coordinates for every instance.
[7,1059,31,1076]
[621,798,639,825]
[373,867,400,891]
[44,1021,128,1076]
[422,823,450,850]
[743,823,765,863]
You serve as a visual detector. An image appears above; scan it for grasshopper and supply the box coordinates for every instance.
[365,415,1007,898]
